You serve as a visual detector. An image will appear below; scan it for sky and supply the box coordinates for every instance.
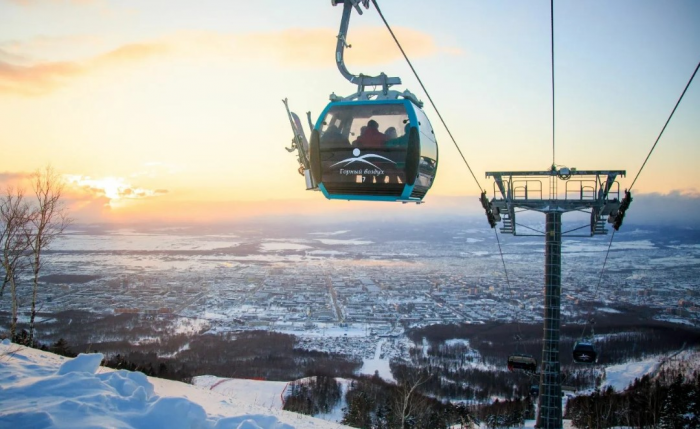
[0,0,698,223]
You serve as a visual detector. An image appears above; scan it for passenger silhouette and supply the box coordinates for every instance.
[322,124,349,146]
[353,119,387,149]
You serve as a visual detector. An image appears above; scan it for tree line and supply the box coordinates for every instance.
[340,374,474,428]
[565,361,700,428]
[476,397,535,429]
[283,376,343,416]
[4,327,363,384]
[408,314,700,367]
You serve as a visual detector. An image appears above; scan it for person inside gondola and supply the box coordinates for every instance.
[351,126,366,147]
[385,127,397,140]
[386,122,410,148]
[353,119,387,148]
[322,124,349,146]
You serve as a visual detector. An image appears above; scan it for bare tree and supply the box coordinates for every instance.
[393,370,432,428]
[26,166,71,345]
[0,187,32,339]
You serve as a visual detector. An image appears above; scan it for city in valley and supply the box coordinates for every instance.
[6,218,698,366]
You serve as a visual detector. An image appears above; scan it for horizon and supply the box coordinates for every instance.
[1,0,699,225]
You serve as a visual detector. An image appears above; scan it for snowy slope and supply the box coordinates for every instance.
[193,376,353,426]
[193,376,289,409]
[0,340,351,429]
[601,357,661,392]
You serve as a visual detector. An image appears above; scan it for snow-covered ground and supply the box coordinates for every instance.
[194,376,288,409]
[601,357,660,392]
[0,340,351,429]
[2,336,692,429]
[358,339,396,382]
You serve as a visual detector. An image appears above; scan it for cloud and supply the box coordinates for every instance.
[6,0,97,6]
[0,47,32,65]
[622,189,700,227]
[0,59,83,95]
[236,27,462,67]
[0,42,168,96]
[63,175,168,209]
[0,27,459,96]
[93,43,168,65]
[0,171,32,183]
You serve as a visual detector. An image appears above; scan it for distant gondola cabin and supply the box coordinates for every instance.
[573,341,598,364]
[508,354,537,373]
[309,99,438,202]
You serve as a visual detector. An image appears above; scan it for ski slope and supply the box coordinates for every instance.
[0,339,350,429]
[601,356,661,392]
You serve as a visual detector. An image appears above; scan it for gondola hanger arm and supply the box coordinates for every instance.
[332,0,401,92]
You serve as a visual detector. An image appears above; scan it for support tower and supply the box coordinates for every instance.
[484,167,627,429]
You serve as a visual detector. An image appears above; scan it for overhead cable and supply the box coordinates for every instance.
[550,0,556,166]
[371,0,483,191]
[629,61,700,190]
[593,60,699,326]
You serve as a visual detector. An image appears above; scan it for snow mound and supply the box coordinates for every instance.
[0,342,348,429]
[57,352,104,375]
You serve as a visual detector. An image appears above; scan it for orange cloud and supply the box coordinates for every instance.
[239,26,461,67]
[6,0,97,6]
[92,43,168,65]
[63,175,168,208]
[0,27,458,96]
[0,60,82,95]
[0,42,168,96]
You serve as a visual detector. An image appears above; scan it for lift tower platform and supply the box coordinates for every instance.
[484,167,627,429]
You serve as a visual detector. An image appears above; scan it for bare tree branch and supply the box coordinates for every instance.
[26,165,72,345]
[0,186,32,340]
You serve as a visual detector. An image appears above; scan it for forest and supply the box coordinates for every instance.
[564,361,700,428]
[5,311,362,382]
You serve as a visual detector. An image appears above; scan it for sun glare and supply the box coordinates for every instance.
[64,175,166,208]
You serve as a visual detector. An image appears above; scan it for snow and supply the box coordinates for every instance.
[313,238,372,245]
[260,242,312,252]
[172,317,211,334]
[194,377,288,409]
[314,378,352,425]
[0,341,351,429]
[474,419,577,428]
[653,316,697,326]
[58,233,240,252]
[444,338,470,347]
[55,352,103,375]
[308,231,349,236]
[358,339,396,383]
[602,357,660,392]
[596,307,622,314]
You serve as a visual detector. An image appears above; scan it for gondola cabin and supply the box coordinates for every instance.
[572,341,598,364]
[507,353,537,373]
[530,384,540,396]
[309,99,438,202]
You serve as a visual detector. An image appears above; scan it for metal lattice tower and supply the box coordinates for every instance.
[484,167,626,429]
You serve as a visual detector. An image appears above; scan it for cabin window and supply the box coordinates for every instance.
[320,103,409,149]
